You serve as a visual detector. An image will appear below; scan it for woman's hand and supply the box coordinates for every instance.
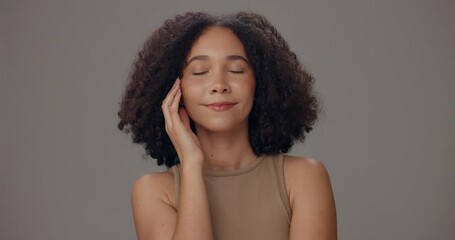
[161,78,204,167]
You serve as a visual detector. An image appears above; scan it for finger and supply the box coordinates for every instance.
[168,89,185,133]
[162,79,181,128]
[163,78,181,105]
[164,86,185,155]
[169,89,181,110]
[178,107,192,132]
[167,85,181,122]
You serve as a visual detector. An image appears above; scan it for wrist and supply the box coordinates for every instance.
[180,158,204,173]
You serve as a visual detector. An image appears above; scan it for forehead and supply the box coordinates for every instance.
[186,26,247,59]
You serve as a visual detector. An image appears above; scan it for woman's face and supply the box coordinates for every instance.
[180,26,256,133]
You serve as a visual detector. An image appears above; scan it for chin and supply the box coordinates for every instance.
[194,118,248,133]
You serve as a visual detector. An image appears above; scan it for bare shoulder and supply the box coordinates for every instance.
[282,155,334,206]
[283,155,330,181]
[131,169,178,239]
[131,169,176,209]
[283,155,337,239]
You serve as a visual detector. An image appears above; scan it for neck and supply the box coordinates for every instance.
[195,125,257,172]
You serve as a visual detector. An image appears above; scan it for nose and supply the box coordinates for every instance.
[210,72,231,94]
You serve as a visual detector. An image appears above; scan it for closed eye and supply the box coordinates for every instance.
[228,70,244,74]
[193,71,209,76]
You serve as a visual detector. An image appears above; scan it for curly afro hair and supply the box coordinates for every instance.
[118,11,320,168]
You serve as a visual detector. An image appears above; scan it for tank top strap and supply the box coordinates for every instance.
[273,154,292,218]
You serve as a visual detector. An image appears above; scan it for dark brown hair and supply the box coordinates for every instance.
[118,12,320,167]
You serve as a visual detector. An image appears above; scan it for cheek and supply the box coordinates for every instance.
[181,91,193,107]
[242,77,256,100]
[180,80,194,102]
[180,83,199,115]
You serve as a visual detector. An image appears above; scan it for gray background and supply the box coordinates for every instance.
[1,0,454,239]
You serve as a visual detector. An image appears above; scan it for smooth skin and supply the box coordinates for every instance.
[131,26,337,240]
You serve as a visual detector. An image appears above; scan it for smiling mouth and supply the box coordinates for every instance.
[204,102,237,111]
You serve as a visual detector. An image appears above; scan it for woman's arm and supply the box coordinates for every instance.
[131,167,213,240]
[284,156,337,240]
[131,172,177,239]
[131,79,213,240]
[173,162,212,239]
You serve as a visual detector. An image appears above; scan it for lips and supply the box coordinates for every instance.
[204,102,237,111]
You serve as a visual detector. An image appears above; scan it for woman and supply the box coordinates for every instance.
[118,12,336,240]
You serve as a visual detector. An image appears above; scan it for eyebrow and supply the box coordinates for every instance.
[185,55,250,66]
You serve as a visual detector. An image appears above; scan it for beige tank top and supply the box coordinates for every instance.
[171,154,292,240]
